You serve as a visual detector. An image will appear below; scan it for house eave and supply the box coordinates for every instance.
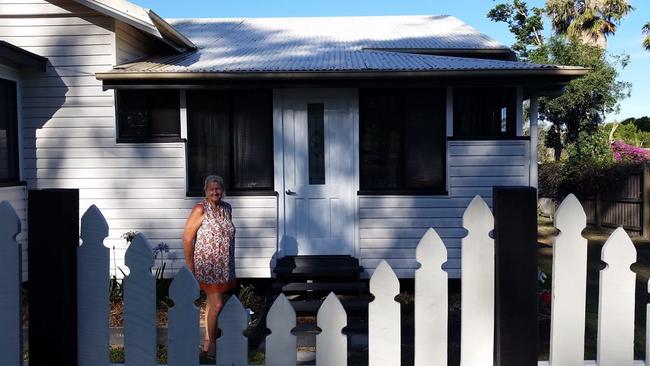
[97,68,589,83]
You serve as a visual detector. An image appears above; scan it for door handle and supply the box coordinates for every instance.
[286,189,296,195]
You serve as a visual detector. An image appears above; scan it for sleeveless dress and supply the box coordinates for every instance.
[193,199,236,293]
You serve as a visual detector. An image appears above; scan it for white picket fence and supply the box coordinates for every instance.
[0,195,647,365]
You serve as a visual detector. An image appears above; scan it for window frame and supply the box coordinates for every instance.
[185,89,275,197]
[115,89,182,143]
[0,72,22,185]
[358,88,448,196]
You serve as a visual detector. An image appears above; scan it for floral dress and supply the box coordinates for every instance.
[193,199,236,293]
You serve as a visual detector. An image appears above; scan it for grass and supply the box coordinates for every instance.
[537,215,649,360]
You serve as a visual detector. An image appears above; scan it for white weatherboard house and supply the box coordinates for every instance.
[0,0,587,280]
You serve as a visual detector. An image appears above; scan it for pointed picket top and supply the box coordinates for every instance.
[416,227,447,268]
[123,232,156,366]
[169,266,199,301]
[554,194,586,235]
[125,233,154,270]
[0,201,20,242]
[168,267,200,366]
[369,260,400,366]
[217,296,248,366]
[462,195,493,236]
[266,294,297,366]
[0,201,21,366]
[415,228,447,366]
[77,205,110,366]
[369,260,399,299]
[549,194,589,366]
[80,205,108,245]
[316,292,347,366]
[461,195,494,366]
[601,227,636,266]
[597,227,637,366]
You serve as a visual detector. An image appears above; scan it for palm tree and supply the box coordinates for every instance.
[643,22,650,51]
[546,0,633,48]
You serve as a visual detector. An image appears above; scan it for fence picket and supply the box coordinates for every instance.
[168,267,200,366]
[316,292,347,366]
[0,202,22,366]
[415,228,448,366]
[266,294,296,366]
[217,296,248,366]
[77,205,109,366]
[123,233,156,366]
[647,279,650,366]
[550,194,588,366]
[460,195,494,366]
[369,260,400,366]
[598,227,637,366]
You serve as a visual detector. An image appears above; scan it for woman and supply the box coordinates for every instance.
[183,175,236,358]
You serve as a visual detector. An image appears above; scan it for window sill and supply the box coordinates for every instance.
[357,189,448,196]
[117,137,185,143]
[0,180,27,188]
[186,190,277,197]
[447,136,530,141]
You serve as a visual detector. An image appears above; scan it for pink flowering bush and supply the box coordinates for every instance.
[611,140,650,162]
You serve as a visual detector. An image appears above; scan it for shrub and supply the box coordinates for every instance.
[611,140,650,162]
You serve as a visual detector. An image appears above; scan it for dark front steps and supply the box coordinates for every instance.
[273,255,368,315]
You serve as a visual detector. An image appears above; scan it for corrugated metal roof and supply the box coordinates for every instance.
[105,15,579,74]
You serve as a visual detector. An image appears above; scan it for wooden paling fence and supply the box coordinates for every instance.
[0,195,646,365]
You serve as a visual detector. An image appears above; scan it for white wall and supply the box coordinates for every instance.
[359,139,530,278]
[1,0,277,279]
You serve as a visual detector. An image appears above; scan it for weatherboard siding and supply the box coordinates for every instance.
[359,140,530,278]
[2,2,276,279]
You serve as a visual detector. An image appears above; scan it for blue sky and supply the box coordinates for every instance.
[132,0,649,121]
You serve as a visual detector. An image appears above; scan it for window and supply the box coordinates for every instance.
[0,78,19,182]
[186,90,274,195]
[116,89,180,142]
[453,87,516,138]
[359,89,446,193]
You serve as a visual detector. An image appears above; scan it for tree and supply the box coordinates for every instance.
[530,36,630,158]
[545,0,633,48]
[487,0,545,59]
[644,22,650,50]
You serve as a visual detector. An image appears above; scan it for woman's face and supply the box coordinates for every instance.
[205,182,223,203]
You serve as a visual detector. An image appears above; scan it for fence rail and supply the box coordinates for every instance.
[0,195,646,365]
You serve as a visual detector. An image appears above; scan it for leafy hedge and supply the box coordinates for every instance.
[539,160,645,199]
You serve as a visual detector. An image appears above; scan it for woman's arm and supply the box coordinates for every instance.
[182,203,204,273]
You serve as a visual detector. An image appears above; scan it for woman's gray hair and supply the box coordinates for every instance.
[204,175,226,197]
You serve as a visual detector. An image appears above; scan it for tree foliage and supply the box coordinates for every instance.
[545,0,633,48]
[644,22,650,50]
[531,36,630,147]
[487,0,545,59]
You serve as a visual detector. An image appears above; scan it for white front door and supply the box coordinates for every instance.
[279,90,356,256]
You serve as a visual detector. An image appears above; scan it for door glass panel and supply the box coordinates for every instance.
[307,103,325,184]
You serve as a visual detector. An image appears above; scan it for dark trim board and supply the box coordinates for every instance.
[0,181,27,188]
[447,136,531,141]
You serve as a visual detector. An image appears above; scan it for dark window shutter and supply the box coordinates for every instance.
[360,89,446,192]
[117,90,180,141]
[0,78,19,181]
[453,88,516,138]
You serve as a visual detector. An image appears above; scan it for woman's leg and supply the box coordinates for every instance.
[203,291,224,355]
